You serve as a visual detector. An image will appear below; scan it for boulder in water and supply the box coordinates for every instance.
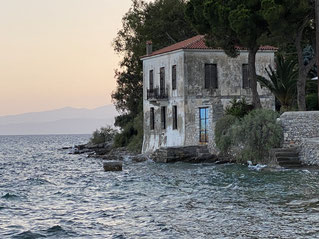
[103,161,122,171]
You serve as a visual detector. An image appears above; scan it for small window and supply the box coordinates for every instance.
[150,107,155,130]
[161,106,166,130]
[149,70,154,90]
[172,65,177,90]
[242,64,250,89]
[199,107,209,143]
[205,64,218,89]
[173,105,177,130]
[160,67,165,96]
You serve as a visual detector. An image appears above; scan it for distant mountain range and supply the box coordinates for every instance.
[0,105,119,135]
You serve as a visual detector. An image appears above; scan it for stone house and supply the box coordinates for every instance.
[141,35,276,154]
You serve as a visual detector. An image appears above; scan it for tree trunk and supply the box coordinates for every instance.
[248,47,261,109]
[295,17,317,111]
[296,68,307,111]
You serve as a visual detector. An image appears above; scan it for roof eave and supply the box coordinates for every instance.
[141,48,277,60]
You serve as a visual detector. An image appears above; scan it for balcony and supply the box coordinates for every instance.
[147,87,168,101]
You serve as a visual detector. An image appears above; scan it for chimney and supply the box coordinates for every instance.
[146,40,153,55]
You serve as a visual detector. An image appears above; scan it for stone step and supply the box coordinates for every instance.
[273,148,299,154]
[280,164,303,169]
[278,163,302,168]
[277,157,300,164]
[275,152,299,158]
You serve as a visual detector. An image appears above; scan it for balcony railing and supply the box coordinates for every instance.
[147,87,168,100]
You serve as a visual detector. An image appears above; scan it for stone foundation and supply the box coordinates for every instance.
[150,145,217,163]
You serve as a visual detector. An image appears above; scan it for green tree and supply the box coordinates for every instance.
[261,0,316,110]
[186,0,270,108]
[90,126,118,145]
[112,0,196,151]
[257,54,298,112]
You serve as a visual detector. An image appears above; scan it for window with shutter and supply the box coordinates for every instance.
[149,70,154,90]
[161,106,166,130]
[173,105,177,130]
[160,67,165,96]
[205,64,218,89]
[242,64,250,89]
[172,65,177,90]
[150,107,155,130]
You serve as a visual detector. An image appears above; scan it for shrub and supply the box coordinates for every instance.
[306,93,319,111]
[90,126,117,145]
[225,98,254,118]
[215,115,237,155]
[127,112,144,152]
[114,111,144,153]
[232,109,283,163]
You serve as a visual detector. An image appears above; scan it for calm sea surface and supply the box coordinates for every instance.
[1,135,319,238]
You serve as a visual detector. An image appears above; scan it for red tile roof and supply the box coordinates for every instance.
[142,35,277,58]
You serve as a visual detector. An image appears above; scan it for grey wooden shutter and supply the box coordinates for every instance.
[242,64,249,89]
[172,65,176,90]
[205,64,210,89]
[149,70,154,90]
[211,64,218,89]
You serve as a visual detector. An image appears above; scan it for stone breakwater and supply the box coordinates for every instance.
[280,111,319,165]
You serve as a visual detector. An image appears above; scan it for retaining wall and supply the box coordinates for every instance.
[280,111,319,164]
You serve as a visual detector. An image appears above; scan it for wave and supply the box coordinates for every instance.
[26,177,54,185]
[44,225,76,237]
[1,193,19,200]
[12,230,45,239]
[45,225,65,234]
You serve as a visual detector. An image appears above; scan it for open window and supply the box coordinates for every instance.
[199,107,209,143]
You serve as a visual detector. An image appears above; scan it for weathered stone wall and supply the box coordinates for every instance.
[280,111,319,147]
[300,138,319,165]
[280,111,319,165]
[142,51,186,153]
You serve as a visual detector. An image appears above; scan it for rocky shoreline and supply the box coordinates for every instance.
[63,142,316,172]
[64,142,149,164]
[63,142,227,171]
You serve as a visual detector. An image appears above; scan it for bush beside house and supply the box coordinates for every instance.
[215,109,283,164]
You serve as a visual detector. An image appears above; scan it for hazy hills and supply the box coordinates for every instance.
[0,105,118,135]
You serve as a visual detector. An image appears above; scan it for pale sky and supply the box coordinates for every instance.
[0,0,151,116]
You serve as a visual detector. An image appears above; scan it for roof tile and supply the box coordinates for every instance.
[143,35,277,58]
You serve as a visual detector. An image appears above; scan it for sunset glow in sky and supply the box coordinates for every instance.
[0,0,150,116]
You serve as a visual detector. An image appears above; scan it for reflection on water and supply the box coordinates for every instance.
[1,135,319,238]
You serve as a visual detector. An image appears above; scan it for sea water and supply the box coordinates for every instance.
[1,135,319,238]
